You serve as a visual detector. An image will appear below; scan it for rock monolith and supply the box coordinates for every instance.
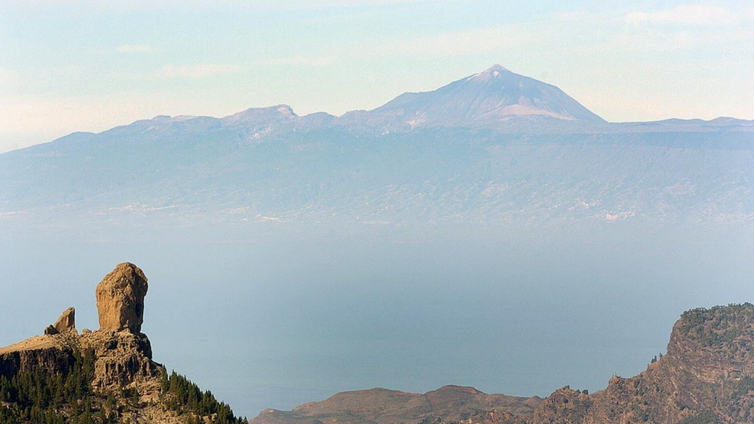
[95,262,148,333]
[53,307,76,333]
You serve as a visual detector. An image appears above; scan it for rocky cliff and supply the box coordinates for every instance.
[252,304,754,424]
[0,262,247,424]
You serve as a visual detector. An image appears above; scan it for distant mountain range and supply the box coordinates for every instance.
[143,64,610,136]
[1,65,753,239]
[253,385,541,424]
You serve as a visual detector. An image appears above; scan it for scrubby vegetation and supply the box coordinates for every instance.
[680,303,754,347]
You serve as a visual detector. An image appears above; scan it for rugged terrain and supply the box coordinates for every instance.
[0,263,247,424]
[251,304,754,424]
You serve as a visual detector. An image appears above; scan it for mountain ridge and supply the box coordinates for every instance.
[7,64,753,154]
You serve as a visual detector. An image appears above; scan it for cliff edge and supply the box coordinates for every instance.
[251,304,754,424]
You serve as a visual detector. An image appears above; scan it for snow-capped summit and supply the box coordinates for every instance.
[470,64,511,80]
[338,64,605,131]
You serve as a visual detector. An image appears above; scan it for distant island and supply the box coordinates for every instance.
[2,263,753,423]
[2,65,754,243]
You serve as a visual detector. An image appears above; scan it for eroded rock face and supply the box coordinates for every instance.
[96,262,148,333]
[54,307,76,333]
[79,330,158,393]
[0,336,76,377]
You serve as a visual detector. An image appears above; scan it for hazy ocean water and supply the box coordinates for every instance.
[1,224,753,418]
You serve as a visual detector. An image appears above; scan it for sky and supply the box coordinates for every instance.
[1,0,753,153]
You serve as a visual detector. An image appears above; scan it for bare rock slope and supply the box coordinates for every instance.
[54,307,76,334]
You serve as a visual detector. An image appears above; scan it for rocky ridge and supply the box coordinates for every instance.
[251,304,754,424]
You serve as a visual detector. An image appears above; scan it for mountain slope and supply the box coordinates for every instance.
[251,304,754,424]
[336,65,605,132]
[2,126,753,240]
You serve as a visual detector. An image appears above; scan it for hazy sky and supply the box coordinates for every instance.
[1,0,753,152]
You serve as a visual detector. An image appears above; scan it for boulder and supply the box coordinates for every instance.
[53,307,76,333]
[44,325,58,335]
[96,262,149,333]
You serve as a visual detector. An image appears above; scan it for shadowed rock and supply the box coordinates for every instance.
[96,262,148,333]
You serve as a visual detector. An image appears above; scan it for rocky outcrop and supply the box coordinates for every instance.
[0,333,158,397]
[54,307,76,333]
[80,329,159,396]
[0,262,247,424]
[2,264,155,396]
[96,262,149,333]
